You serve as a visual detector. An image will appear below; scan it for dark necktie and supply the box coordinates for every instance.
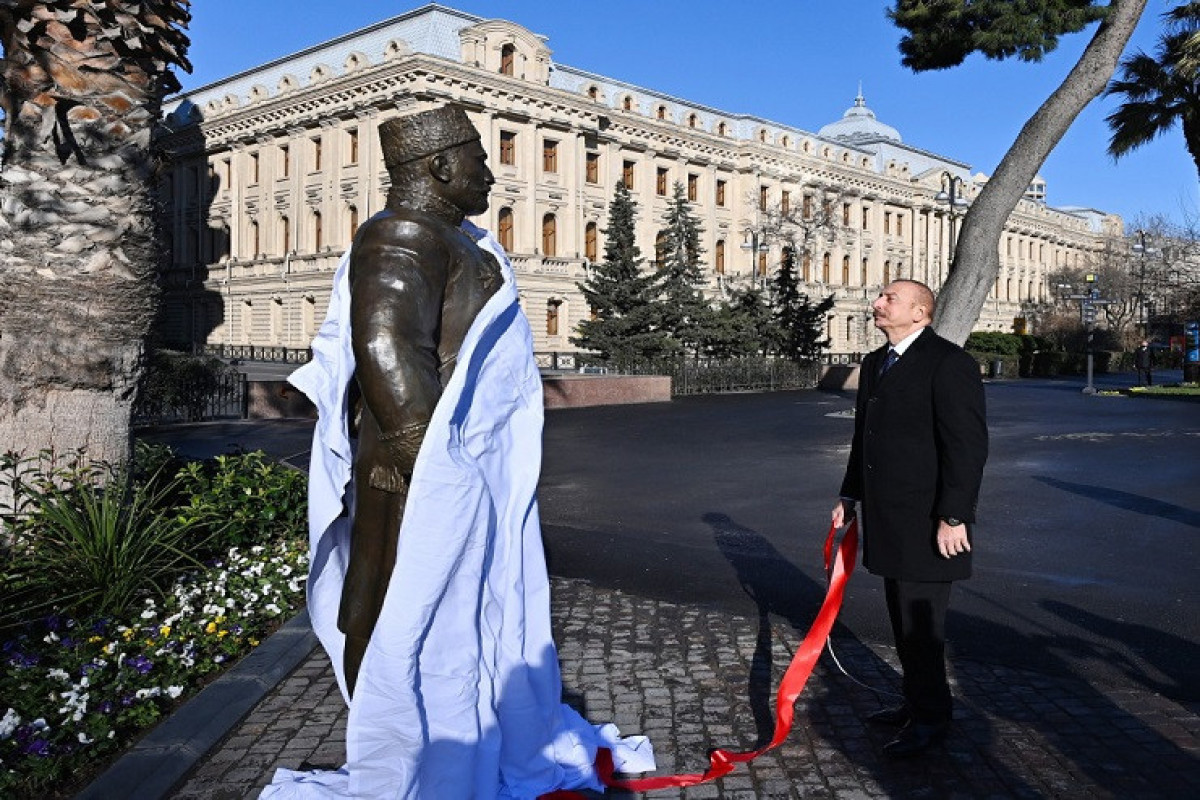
[878,347,899,378]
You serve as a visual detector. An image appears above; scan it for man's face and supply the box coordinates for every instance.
[872,281,925,338]
[437,139,493,216]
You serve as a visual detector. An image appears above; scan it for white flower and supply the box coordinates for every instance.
[78,732,93,744]
[166,685,183,699]
[140,609,156,620]
[134,687,161,700]
[265,603,281,616]
[44,631,60,644]
[31,718,48,731]
[0,709,20,739]
[46,668,70,682]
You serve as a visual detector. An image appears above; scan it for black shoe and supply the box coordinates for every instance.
[882,721,948,758]
[866,704,911,726]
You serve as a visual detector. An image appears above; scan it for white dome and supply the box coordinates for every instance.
[818,89,901,144]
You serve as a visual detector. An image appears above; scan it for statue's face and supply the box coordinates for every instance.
[438,139,493,217]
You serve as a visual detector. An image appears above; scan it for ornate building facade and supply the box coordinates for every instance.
[157,3,1122,356]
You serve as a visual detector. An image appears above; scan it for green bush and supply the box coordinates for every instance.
[0,451,221,629]
[966,331,1021,356]
[136,351,239,422]
[174,450,307,549]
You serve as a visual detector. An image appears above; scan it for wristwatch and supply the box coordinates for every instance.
[941,516,963,527]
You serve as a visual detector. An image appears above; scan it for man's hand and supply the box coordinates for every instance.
[937,519,971,558]
[831,498,856,528]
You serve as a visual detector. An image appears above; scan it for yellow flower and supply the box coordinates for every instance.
[122,629,134,641]
[160,626,171,637]
[88,635,103,644]
[205,622,217,634]
[217,630,228,639]
[249,638,260,647]
[214,615,226,624]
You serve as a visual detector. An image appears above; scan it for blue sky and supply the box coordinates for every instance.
[181,1,1197,231]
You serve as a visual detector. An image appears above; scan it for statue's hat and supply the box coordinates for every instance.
[379,105,480,168]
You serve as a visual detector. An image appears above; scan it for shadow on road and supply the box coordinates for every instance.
[1034,475,1200,528]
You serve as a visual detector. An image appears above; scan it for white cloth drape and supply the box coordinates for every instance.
[262,222,653,799]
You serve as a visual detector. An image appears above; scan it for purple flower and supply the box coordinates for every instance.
[99,701,114,714]
[120,693,136,707]
[8,651,39,668]
[60,635,77,648]
[22,738,51,757]
[91,618,110,633]
[81,661,102,675]
[127,654,154,675]
[44,614,63,632]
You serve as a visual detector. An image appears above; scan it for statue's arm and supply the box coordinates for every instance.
[349,221,446,488]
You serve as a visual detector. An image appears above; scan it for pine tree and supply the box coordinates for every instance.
[710,287,774,358]
[652,182,716,356]
[771,247,834,362]
[572,181,665,366]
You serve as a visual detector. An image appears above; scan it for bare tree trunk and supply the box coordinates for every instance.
[934,0,1147,345]
[0,1,190,479]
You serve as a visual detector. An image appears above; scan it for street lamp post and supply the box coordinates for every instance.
[740,225,769,290]
[934,171,969,273]
[1131,229,1158,337]
[1059,273,1112,395]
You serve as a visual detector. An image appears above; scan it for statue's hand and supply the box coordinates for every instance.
[367,422,428,494]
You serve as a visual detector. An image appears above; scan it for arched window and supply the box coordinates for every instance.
[883,260,891,285]
[758,249,768,276]
[313,210,323,251]
[845,316,854,342]
[656,105,668,120]
[281,215,290,253]
[541,214,557,257]
[587,85,599,100]
[623,95,634,111]
[348,205,359,240]
[655,230,668,268]
[715,240,725,274]
[499,207,514,252]
[500,44,515,76]
[822,252,830,283]
[802,252,811,282]
[717,121,727,136]
[250,220,260,257]
[861,257,868,286]
[688,113,698,128]
[841,255,850,285]
[546,300,560,336]
[585,222,598,262]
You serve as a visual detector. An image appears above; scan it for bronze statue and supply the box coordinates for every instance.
[341,105,501,695]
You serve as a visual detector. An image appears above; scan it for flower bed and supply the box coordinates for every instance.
[0,447,309,797]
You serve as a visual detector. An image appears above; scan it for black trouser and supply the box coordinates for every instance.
[884,578,953,725]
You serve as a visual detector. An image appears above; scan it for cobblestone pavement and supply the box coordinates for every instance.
[170,578,1199,800]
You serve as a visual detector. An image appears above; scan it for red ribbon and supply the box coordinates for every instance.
[541,518,859,798]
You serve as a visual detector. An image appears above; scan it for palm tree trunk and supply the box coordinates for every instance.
[0,2,190,479]
[933,0,1147,345]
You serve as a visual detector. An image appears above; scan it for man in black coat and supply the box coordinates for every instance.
[832,280,988,758]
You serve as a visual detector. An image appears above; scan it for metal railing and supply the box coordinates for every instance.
[134,371,247,425]
[201,344,313,364]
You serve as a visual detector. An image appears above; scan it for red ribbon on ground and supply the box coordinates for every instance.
[542,518,859,798]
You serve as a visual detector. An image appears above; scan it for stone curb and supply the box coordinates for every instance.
[75,610,317,800]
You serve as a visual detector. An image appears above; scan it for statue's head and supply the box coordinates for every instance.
[379,105,491,217]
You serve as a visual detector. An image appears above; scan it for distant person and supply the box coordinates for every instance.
[831,280,988,759]
[1134,340,1153,386]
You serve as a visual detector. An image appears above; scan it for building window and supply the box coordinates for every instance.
[883,260,891,285]
[861,257,868,285]
[543,139,558,173]
[587,85,599,100]
[656,105,667,120]
[348,128,359,164]
[349,205,359,240]
[280,144,289,178]
[541,213,557,256]
[250,220,260,256]
[546,301,560,336]
[500,131,516,166]
[822,252,831,283]
[759,186,768,212]
[622,160,635,189]
[656,167,668,196]
[500,44,515,76]
[586,152,599,184]
[758,250,768,276]
[715,240,725,274]
[250,152,259,184]
[716,179,726,207]
[842,255,850,285]
[585,222,598,261]
[281,215,290,253]
[845,316,853,341]
[717,121,727,136]
[842,202,851,226]
[802,252,811,282]
[896,214,904,237]
[312,137,322,171]
[688,113,698,128]
[884,211,892,235]
[803,195,813,219]
[781,190,790,216]
[623,95,634,111]
[313,210,322,251]
[655,231,668,268]
[687,173,698,202]
[862,204,870,231]
[498,207,514,251]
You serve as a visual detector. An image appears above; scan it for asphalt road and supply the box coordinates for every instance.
[142,370,1199,705]
[537,372,1200,706]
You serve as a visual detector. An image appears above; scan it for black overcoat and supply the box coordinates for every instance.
[840,327,988,582]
